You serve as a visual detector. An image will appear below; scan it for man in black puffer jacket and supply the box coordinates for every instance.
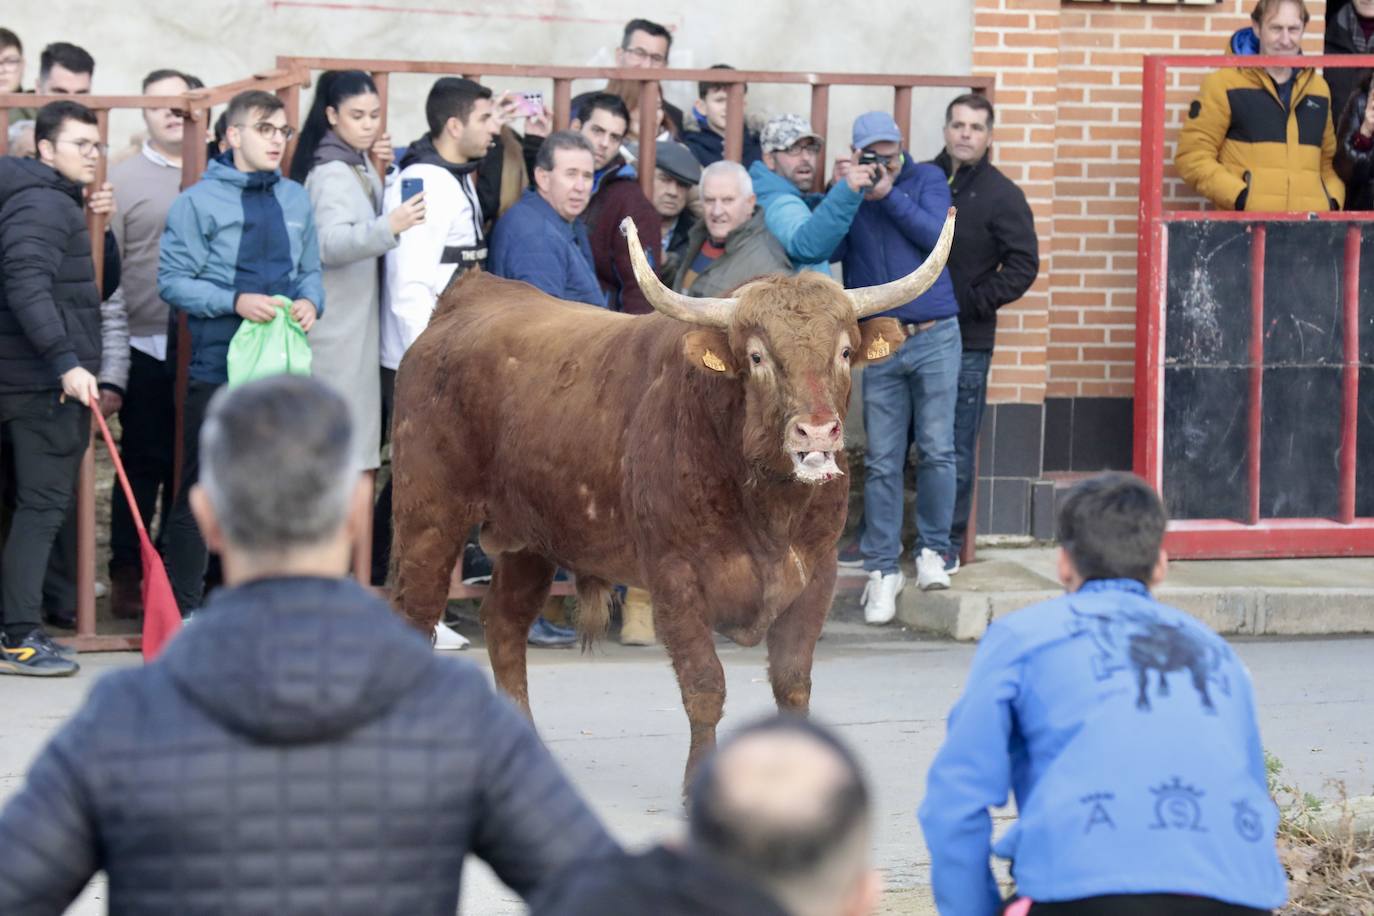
[0,100,104,678]
[0,375,617,915]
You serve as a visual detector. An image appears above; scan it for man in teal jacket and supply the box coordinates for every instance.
[746,114,872,275]
[157,89,323,615]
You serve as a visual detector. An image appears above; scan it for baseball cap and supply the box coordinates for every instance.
[626,139,703,186]
[760,114,822,154]
[852,111,903,150]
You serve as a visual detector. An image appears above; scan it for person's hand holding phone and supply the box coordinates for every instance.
[390,177,426,236]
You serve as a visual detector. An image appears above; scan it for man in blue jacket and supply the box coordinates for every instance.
[837,112,961,621]
[490,131,605,309]
[919,473,1287,916]
[747,114,872,275]
[158,89,323,615]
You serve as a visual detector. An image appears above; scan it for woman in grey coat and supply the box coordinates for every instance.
[290,70,424,470]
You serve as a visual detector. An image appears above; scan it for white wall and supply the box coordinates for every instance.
[5,0,974,169]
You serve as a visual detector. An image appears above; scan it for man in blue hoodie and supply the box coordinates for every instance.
[158,89,323,615]
[747,114,872,275]
[836,112,961,621]
[919,473,1287,916]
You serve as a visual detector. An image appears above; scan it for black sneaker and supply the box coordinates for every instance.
[1,630,80,677]
[461,542,493,585]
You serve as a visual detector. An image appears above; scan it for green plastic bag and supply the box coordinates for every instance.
[226,295,312,388]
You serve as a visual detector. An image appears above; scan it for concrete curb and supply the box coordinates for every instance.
[896,587,1374,641]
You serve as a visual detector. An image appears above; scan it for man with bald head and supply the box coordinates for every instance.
[531,716,881,916]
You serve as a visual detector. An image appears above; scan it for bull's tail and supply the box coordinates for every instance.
[575,576,613,651]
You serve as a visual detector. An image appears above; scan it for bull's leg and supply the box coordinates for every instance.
[390,453,472,636]
[481,550,556,717]
[766,557,837,716]
[655,582,727,793]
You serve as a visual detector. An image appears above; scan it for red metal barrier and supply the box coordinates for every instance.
[1136,54,1374,559]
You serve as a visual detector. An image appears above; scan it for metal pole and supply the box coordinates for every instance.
[638,80,660,199]
[809,84,830,193]
[1133,55,1168,490]
[76,107,111,639]
[1340,224,1360,524]
[893,85,913,149]
[1247,224,1266,526]
[724,83,745,162]
[371,70,390,177]
[553,78,572,129]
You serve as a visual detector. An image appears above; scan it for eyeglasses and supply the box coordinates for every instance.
[235,121,296,142]
[782,141,820,157]
[621,46,668,66]
[57,138,107,157]
[0,55,23,70]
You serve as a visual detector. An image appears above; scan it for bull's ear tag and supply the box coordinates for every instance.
[865,336,891,361]
[702,349,727,372]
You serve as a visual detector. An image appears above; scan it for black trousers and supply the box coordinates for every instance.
[0,392,89,635]
[371,367,396,585]
[109,348,175,576]
[1006,895,1268,915]
[164,380,219,615]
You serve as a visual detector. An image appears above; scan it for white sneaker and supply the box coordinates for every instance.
[433,621,470,650]
[916,548,951,591]
[861,569,905,625]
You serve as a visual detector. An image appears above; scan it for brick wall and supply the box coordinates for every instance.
[972,0,1328,402]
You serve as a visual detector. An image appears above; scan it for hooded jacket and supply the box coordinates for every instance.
[919,579,1287,916]
[748,159,863,275]
[1176,64,1343,212]
[158,155,324,384]
[583,159,661,313]
[0,156,102,392]
[1334,72,1374,211]
[529,845,791,916]
[380,136,486,370]
[0,576,617,916]
[834,155,960,324]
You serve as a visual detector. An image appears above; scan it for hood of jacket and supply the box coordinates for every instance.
[1230,26,1261,55]
[205,152,282,191]
[0,155,84,208]
[161,576,436,744]
[399,134,481,180]
[314,129,367,169]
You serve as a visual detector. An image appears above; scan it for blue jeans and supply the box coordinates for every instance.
[859,317,961,573]
[950,349,992,555]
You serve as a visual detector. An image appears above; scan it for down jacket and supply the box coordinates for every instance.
[1176,65,1344,212]
[0,576,617,916]
[0,156,102,392]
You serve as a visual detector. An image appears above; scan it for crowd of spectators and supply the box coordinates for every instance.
[0,6,1329,912]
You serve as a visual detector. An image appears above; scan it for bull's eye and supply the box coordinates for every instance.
[750,352,763,366]
[841,347,851,361]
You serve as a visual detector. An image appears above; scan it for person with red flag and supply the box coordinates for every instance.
[0,375,616,912]
[0,101,105,678]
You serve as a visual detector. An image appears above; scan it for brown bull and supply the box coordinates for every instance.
[390,210,955,787]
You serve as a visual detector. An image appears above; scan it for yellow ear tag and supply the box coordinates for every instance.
[865,336,891,360]
[702,349,727,372]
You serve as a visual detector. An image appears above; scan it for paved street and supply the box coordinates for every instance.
[3,609,1370,915]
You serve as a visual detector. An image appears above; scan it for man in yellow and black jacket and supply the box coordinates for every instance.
[1176,0,1344,212]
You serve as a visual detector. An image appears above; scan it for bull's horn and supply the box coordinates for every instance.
[847,208,957,319]
[619,217,736,327]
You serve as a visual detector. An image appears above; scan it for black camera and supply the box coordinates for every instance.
[857,149,891,178]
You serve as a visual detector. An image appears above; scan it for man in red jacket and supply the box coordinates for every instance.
[576,93,662,314]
